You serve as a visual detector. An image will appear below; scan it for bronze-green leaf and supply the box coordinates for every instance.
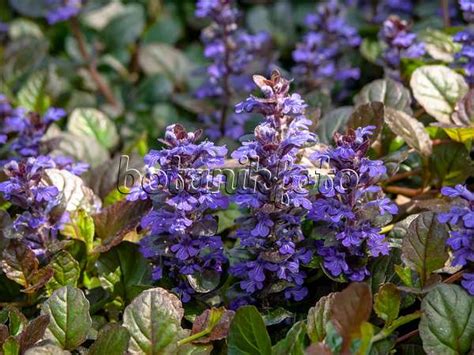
[401,212,449,286]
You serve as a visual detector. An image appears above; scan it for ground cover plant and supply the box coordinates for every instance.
[0,0,474,354]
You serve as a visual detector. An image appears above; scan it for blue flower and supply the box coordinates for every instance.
[440,184,474,295]
[292,0,361,92]
[195,0,271,139]
[379,16,425,80]
[130,124,228,302]
[309,127,397,281]
[45,0,82,24]
[230,71,316,303]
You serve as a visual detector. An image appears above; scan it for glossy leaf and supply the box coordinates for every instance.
[95,241,151,303]
[348,102,384,142]
[374,283,400,325]
[316,106,353,144]
[88,324,130,355]
[401,212,449,285]
[272,321,306,355]
[46,251,80,293]
[41,286,92,350]
[354,78,412,114]
[420,284,474,354]
[410,65,468,124]
[330,283,372,352]
[123,287,186,354]
[384,107,432,157]
[67,108,119,149]
[227,306,272,355]
[307,293,335,343]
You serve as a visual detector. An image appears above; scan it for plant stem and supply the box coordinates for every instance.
[441,0,451,28]
[177,329,211,347]
[70,17,120,108]
[384,186,425,197]
[386,170,420,184]
[372,311,421,343]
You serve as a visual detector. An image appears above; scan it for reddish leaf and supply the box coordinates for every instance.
[1,240,53,293]
[18,315,50,351]
[330,283,372,352]
[191,307,235,344]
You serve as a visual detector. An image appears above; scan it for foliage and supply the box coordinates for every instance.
[0,0,473,354]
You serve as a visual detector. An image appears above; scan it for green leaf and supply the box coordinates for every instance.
[316,106,353,144]
[143,14,183,45]
[17,71,49,114]
[348,102,384,143]
[272,321,306,355]
[227,306,272,355]
[96,242,151,303]
[429,142,474,186]
[61,209,95,254]
[374,283,400,325]
[419,284,474,355]
[419,29,460,63]
[307,293,335,343]
[88,324,130,355]
[123,287,187,354]
[360,38,382,64]
[7,0,47,17]
[215,203,241,234]
[46,251,81,293]
[384,108,432,157]
[47,131,109,168]
[189,307,234,344]
[138,44,193,85]
[41,286,92,350]
[401,212,449,285]
[2,337,20,355]
[354,78,413,114]
[67,108,119,149]
[102,4,145,48]
[8,19,43,39]
[410,65,468,124]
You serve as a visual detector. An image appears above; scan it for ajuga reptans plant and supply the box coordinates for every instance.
[293,0,361,93]
[309,127,398,281]
[195,0,271,140]
[229,71,316,305]
[128,124,228,302]
[438,185,474,295]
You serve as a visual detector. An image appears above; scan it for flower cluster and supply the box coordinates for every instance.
[438,185,474,295]
[379,16,425,79]
[0,156,68,257]
[229,71,317,304]
[129,124,228,302]
[309,127,398,281]
[0,95,88,174]
[45,0,82,24]
[454,0,474,84]
[293,0,361,92]
[195,0,271,140]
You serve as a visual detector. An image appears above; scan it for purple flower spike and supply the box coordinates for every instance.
[292,0,361,92]
[128,124,228,302]
[229,71,316,303]
[309,127,398,282]
[195,0,271,139]
[439,184,474,295]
